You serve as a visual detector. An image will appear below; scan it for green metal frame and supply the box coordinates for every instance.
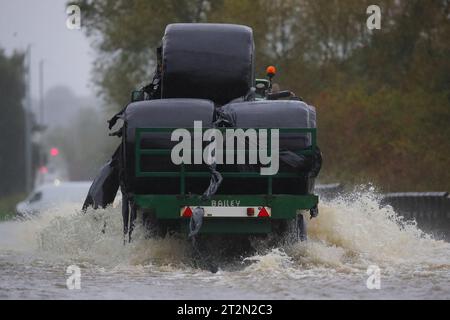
[134,194,318,220]
[133,127,318,233]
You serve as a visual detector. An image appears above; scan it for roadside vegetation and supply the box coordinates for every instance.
[0,50,27,220]
[77,0,450,192]
[0,194,23,221]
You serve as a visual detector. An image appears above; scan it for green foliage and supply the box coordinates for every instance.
[315,85,450,191]
[0,194,24,220]
[77,0,214,108]
[0,50,26,197]
[77,0,450,191]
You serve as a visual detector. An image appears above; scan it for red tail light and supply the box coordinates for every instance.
[182,207,193,218]
[258,207,270,218]
[247,208,255,217]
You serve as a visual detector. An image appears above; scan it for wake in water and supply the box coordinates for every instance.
[1,188,449,300]
[290,189,450,272]
[1,188,449,275]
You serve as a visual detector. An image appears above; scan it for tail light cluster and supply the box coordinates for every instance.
[181,206,271,218]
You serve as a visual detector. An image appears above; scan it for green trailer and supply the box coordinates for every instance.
[133,127,319,239]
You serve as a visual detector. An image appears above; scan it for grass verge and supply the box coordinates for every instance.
[0,194,25,221]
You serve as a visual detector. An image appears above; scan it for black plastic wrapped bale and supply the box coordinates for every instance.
[161,23,255,105]
[123,99,215,195]
[217,100,317,195]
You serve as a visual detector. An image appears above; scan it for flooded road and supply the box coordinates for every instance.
[1,191,449,300]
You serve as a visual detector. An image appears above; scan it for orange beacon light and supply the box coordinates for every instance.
[266,66,277,78]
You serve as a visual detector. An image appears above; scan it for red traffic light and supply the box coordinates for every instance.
[50,148,59,157]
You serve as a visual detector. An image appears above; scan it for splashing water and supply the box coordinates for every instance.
[306,191,450,269]
[36,206,193,269]
[0,189,449,299]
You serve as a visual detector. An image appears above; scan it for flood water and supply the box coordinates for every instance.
[1,190,449,300]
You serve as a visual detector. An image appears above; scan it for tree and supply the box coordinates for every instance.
[77,0,214,109]
[0,50,26,197]
[76,0,450,191]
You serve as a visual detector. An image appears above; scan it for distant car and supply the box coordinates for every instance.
[15,181,119,217]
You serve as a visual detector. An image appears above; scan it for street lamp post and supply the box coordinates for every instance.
[24,45,33,193]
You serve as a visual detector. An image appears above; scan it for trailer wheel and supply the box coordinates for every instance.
[141,211,168,238]
[297,214,307,242]
[271,214,307,245]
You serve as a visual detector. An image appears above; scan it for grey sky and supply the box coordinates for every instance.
[0,0,94,98]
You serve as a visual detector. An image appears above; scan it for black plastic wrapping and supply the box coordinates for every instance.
[216,100,319,195]
[161,23,255,105]
[123,98,215,195]
[201,162,223,201]
[219,100,316,148]
[82,146,121,211]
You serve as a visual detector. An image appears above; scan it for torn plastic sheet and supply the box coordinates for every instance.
[201,162,223,201]
[82,146,121,211]
[280,149,322,178]
[189,207,205,238]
